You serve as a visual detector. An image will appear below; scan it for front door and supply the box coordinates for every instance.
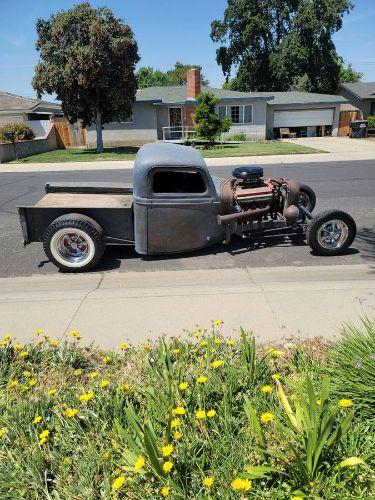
[169,107,182,139]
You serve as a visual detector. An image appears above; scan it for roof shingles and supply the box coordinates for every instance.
[0,92,61,112]
[340,82,375,100]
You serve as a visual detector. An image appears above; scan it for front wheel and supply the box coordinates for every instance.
[306,210,356,256]
[43,214,105,272]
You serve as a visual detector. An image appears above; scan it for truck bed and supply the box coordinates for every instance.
[35,193,133,209]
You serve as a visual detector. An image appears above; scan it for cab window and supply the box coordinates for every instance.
[152,170,207,194]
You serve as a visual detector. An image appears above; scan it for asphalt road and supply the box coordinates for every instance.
[0,160,374,277]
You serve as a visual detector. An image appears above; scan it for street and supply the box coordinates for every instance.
[0,159,374,277]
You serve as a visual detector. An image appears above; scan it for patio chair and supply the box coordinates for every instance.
[280,128,297,139]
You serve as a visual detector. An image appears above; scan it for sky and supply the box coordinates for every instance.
[0,0,374,100]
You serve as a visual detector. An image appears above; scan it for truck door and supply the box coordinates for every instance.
[146,167,218,253]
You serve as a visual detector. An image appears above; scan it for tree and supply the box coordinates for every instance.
[194,92,231,146]
[136,62,209,88]
[211,0,353,94]
[339,61,363,83]
[32,2,139,153]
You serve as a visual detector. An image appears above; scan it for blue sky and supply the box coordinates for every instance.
[1,0,374,99]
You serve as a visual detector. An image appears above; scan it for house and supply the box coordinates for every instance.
[0,91,63,137]
[85,69,348,146]
[336,82,375,119]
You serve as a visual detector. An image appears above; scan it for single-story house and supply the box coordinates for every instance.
[0,91,63,137]
[86,69,348,146]
[336,82,375,119]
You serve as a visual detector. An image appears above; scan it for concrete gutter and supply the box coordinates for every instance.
[1,264,373,348]
[1,150,375,173]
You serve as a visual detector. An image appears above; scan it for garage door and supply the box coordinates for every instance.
[274,109,334,127]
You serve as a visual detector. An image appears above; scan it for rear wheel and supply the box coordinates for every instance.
[299,184,316,212]
[43,214,105,272]
[306,210,356,256]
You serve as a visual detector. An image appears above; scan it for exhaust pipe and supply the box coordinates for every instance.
[217,206,270,225]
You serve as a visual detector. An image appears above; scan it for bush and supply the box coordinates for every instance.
[367,116,375,128]
[194,92,232,146]
[0,123,35,143]
[231,132,247,141]
[329,319,375,419]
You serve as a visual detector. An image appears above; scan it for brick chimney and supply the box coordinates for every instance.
[186,68,201,100]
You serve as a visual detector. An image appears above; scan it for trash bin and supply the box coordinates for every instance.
[350,120,368,138]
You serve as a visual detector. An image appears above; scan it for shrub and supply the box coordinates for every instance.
[367,116,375,128]
[231,132,247,141]
[194,92,232,146]
[329,319,375,418]
[0,123,35,143]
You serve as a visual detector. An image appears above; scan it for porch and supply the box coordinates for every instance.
[156,104,196,142]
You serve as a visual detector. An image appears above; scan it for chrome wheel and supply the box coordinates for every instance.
[317,220,349,249]
[50,228,95,267]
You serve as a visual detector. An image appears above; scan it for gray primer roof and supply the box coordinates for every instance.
[136,86,346,106]
[0,92,61,112]
[133,143,208,199]
[340,82,375,100]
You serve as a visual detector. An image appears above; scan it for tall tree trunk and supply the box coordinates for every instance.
[95,109,104,153]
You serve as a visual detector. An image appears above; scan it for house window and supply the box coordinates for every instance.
[370,102,375,115]
[217,105,253,124]
[152,170,206,194]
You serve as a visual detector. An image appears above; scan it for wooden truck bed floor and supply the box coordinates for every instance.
[34,193,133,209]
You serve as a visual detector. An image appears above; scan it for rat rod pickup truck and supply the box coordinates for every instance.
[18,143,356,272]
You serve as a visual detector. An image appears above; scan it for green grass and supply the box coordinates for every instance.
[0,321,373,498]
[12,141,324,163]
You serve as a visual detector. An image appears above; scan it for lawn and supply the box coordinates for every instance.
[0,320,374,498]
[12,141,324,163]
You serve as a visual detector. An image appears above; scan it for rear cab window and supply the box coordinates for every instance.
[151,169,208,195]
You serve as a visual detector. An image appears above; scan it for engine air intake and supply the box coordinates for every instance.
[232,166,264,180]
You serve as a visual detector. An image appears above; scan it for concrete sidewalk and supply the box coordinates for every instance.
[1,150,375,173]
[1,264,373,348]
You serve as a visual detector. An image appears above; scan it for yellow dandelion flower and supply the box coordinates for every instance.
[33,416,42,424]
[207,409,216,418]
[191,348,199,354]
[20,350,29,358]
[226,339,236,346]
[171,418,180,429]
[214,337,223,344]
[134,455,145,470]
[23,371,32,377]
[63,408,78,418]
[14,343,23,350]
[69,330,81,338]
[89,372,99,379]
[197,375,207,384]
[49,340,58,347]
[0,427,7,438]
[260,412,274,424]
[173,430,182,441]
[317,399,322,406]
[266,348,283,357]
[271,373,280,380]
[48,389,57,396]
[39,429,50,439]
[122,384,132,393]
[262,385,272,394]
[34,329,43,336]
[338,399,353,408]
[102,451,110,460]
[112,475,125,491]
[8,380,19,388]
[162,461,173,473]
[0,340,9,347]
[3,334,11,340]
[196,410,206,420]
[99,379,110,388]
[74,369,83,376]
[102,356,111,364]
[143,344,152,351]
[172,348,180,355]
[172,406,186,415]
[178,381,189,390]
[231,477,252,493]
[161,444,174,457]
[211,359,224,369]
[203,476,214,488]
[214,319,223,326]
[20,385,29,392]
[79,392,94,402]
[161,486,170,497]
[119,342,127,350]
[200,340,208,347]
[28,379,37,387]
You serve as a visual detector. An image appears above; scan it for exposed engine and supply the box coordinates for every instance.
[232,166,274,211]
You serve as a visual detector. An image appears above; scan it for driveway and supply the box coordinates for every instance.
[283,136,375,153]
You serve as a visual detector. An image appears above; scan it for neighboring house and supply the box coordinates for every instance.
[0,91,63,137]
[337,82,375,119]
[85,69,348,146]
